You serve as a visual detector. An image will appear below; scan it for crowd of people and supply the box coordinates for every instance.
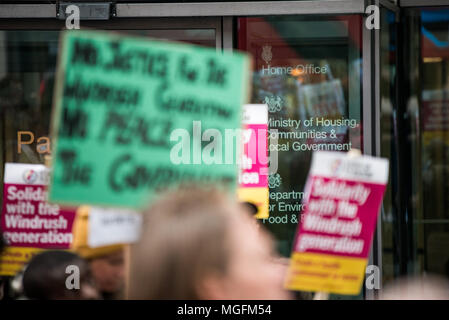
[0,185,448,300]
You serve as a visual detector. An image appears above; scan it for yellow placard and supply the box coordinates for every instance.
[0,247,43,276]
[285,252,367,295]
[237,187,269,219]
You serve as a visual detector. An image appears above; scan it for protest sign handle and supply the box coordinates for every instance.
[347,148,362,158]
[313,292,329,300]
[44,155,52,168]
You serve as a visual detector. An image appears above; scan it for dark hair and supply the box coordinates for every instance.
[240,201,259,216]
[22,250,89,300]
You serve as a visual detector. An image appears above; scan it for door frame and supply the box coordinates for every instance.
[364,0,400,300]
[400,0,449,7]
[0,17,223,50]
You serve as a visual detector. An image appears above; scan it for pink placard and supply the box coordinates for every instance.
[294,175,386,259]
[291,151,389,260]
[240,123,268,188]
[1,164,76,249]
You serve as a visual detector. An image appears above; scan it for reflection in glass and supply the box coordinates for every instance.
[380,8,398,286]
[419,8,449,278]
[125,29,216,47]
[238,16,363,259]
[0,28,216,209]
[388,7,449,284]
[0,31,59,166]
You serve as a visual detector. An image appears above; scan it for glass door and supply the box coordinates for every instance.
[237,15,363,257]
[382,2,449,287]
[237,14,364,299]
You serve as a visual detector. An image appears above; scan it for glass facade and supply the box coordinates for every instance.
[237,16,363,258]
[380,8,398,285]
[418,7,449,279]
[2,0,449,298]
[0,26,217,202]
[381,6,449,282]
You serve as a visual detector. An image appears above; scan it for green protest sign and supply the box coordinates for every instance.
[49,30,251,208]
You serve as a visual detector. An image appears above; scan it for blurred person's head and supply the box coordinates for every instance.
[88,249,125,299]
[22,250,99,300]
[129,185,292,300]
[380,275,449,300]
[71,206,126,299]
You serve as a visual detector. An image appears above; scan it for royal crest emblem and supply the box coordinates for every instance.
[261,45,272,65]
[264,95,283,113]
[268,173,282,189]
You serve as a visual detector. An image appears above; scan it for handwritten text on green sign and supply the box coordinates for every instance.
[49,30,250,208]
